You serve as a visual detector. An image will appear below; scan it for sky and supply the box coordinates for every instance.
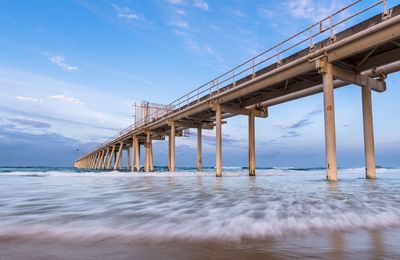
[0,0,399,168]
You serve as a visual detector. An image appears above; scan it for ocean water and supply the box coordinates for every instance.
[0,166,399,259]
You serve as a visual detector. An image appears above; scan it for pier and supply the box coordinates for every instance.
[75,0,400,180]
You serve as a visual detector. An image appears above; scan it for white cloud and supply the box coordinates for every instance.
[175,8,186,15]
[285,0,342,22]
[193,0,208,11]
[112,4,139,20]
[170,20,189,28]
[229,9,247,18]
[258,8,274,19]
[16,96,43,103]
[49,56,78,72]
[50,95,84,105]
[167,0,185,5]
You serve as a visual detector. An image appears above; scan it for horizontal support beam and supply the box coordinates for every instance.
[332,64,386,92]
[209,102,267,118]
[174,121,214,130]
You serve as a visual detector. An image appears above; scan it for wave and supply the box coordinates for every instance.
[1,204,400,243]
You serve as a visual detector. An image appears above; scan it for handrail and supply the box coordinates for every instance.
[78,0,387,160]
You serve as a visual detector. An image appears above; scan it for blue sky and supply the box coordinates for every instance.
[0,0,399,167]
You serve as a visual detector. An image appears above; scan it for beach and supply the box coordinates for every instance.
[0,167,399,259]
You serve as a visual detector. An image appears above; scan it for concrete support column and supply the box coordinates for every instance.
[322,61,338,181]
[134,138,140,171]
[131,136,136,172]
[87,155,92,168]
[170,122,176,172]
[98,150,105,170]
[145,131,151,172]
[119,149,123,170]
[114,142,123,171]
[216,104,222,177]
[102,149,109,169]
[197,127,202,171]
[107,145,116,169]
[168,134,171,171]
[94,152,100,169]
[149,138,154,172]
[362,85,376,179]
[127,147,130,170]
[249,110,256,176]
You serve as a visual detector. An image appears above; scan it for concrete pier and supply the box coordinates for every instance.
[216,104,222,177]
[169,122,176,172]
[362,85,376,179]
[134,138,140,171]
[321,59,338,181]
[248,110,255,176]
[197,127,202,171]
[74,3,400,181]
[114,142,123,170]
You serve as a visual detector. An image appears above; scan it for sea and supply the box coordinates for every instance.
[0,166,399,259]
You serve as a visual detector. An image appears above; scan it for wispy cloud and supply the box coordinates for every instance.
[173,30,213,55]
[170,19,189,28]
[50,95,83,105]
[9,117,51,129]
[16,96,43,104]
[285,0,343,22]
[229,8,247,18]
[281,130,301,138]
[175,8,187,15]
[258,7,274,19]
[167,0,185,5]
[49,56,78,72]
[193,0,208,11]
[112,4,139,21]
[273,107,322,130]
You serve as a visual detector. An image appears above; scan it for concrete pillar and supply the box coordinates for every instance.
[103,150,108,169]
[131,136,135,172]
[362,85,376,179]
[322,61,338,181]
[170,122,176,172]
[90,154,96,168]
[119,149,123,170]
[127,147,130,170]
[149,138,154,172]
[107,145,116,169]
[98,150,105,170]
[145,131,150,172]
[114,142,123,171]
[90,152,100,169]
[197,127,202,171]
[249,110,256,176]
[216,104,222,177]
[168,133,171,171]
[134,138,140,171]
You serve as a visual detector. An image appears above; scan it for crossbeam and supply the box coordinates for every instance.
[332,64,386,92]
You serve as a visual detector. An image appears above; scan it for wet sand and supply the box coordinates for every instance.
[1,228,399,259]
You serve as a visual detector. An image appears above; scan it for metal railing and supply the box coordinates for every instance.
[79,0,388,160]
